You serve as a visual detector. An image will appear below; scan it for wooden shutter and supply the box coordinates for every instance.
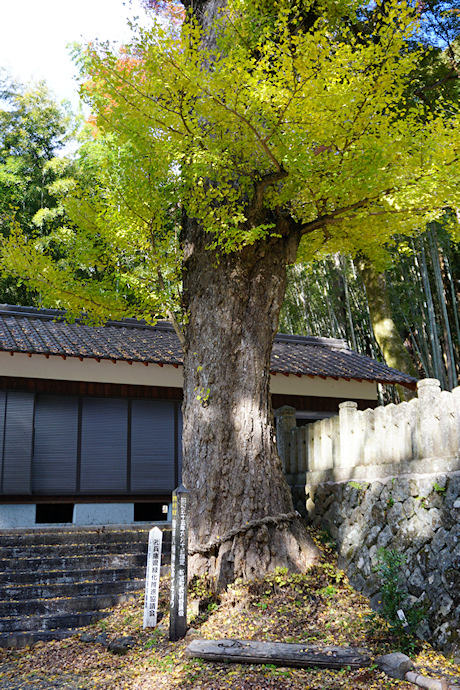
[0,392,5,492]
[2,392,34,495]
[80,398,128,493]
[131,400,175,493]
[32,395,79,494]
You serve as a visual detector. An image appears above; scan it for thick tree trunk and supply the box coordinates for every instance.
[357,259,418,400]
[181,218,319,588]
[178,0,319,587]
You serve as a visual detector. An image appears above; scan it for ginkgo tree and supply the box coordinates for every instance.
[3,0,460,585]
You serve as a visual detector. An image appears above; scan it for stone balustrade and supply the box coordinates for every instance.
[276,379,460,485]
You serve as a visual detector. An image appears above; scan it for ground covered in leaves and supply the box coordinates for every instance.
[0,529,459,689]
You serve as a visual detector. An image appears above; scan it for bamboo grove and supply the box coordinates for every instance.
[281,227,460,395]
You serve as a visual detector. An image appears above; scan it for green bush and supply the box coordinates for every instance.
[369,547,425,654]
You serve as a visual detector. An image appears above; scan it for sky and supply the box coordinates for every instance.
[0,0,151,112]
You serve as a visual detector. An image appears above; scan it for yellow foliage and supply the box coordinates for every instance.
[2,0,460,318]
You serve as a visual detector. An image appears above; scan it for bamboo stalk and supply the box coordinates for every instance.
[418,236,446,386]
[428,226,456,389]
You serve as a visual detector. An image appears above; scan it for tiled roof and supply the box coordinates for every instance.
[0,305,417,389]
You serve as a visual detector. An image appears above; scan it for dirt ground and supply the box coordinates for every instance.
[0,530,459,690]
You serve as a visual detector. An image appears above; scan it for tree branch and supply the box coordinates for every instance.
[414,69,460,100]
[253,169,288,212]
[146,216,185,351]
[156,266,186,351]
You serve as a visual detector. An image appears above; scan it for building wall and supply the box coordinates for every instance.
[0,352,378,529]
[0,352,184,388]
[0,351,378,400]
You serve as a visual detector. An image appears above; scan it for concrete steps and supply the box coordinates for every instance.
[0,524,171,647]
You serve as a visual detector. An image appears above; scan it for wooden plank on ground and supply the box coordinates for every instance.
[186,639,371,669]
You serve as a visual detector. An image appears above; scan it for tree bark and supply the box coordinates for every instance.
[181,217,319,588]
[357,258,418,400]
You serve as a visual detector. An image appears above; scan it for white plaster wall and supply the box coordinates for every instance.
[0,351,183,387]
[0,505,36,528]
[0,351,377,400]
[73,503,134,525]
[270,373,377,400]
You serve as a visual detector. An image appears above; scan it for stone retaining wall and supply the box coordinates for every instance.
[307,471,460,659]
[276,379,460,659]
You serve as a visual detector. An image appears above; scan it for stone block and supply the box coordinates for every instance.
[108,636,135,655]
[370,503,385,524]
[365,525,381,547]
[360,487,376,514]
[413,477,439,500]
[438,594,454,619]
[442,567,460,591]
[404,511,437,544]
[326,521,339,541]
[322,493,335,510]
[445,528,459,551]
[431,527,448,553]
[355,546,371,577]
[417,545,433,571]
[344,561,356,579]
[437,546,455,573]
[372,481,385,499]
[407,566,426,597]
[306,497,315,517]
[386,502,404,532]
[361,573,380,598]
[422,491,444,511]
[401,542,419,565]
[427,507,443,532]
[370,591,383,612]
[391,478,410,502]
[379,481,391,504]
[444,476,460,510]
[402,496,417,519]
[376,525,393,550]
[432,621,451,647]
[410,478,421,497]
[349,572,366,592]
[427,569,443,590]
[335,496,351,519]
[416,619,432,641]
[376,652,414,680]
[338,525,364,561]
[343,484,362,507]
[349,506,365,527]
[369,544,379,567]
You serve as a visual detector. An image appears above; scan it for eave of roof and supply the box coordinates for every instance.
[0,304,418,390]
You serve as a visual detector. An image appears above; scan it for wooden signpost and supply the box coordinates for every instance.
[143,526,163,628]
[169,484,189,641]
